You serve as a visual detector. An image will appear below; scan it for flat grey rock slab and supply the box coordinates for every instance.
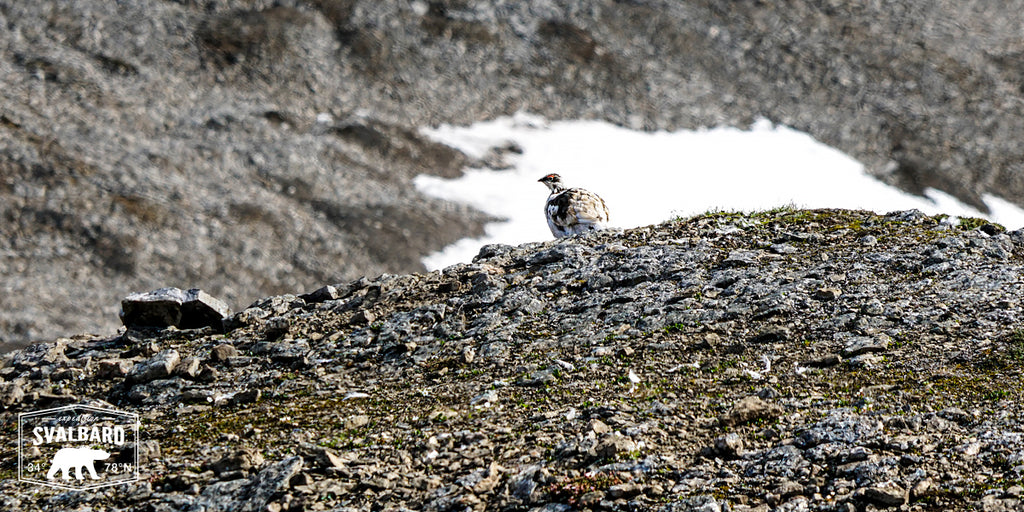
[120,287,230,330]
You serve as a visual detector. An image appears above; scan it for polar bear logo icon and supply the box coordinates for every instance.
[46,447,111,481]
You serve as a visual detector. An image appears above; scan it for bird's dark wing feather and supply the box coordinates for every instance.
[547,190,574,225]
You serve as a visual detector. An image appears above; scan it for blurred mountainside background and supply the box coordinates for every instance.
[3,0,1024,347]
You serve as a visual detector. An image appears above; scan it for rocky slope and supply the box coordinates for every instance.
[3,209,1024,511]
[5,0,1024,345]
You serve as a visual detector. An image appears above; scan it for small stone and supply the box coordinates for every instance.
[980,223,1003,236]
[313,447,346,469]
[509,465,540,501]
[857,480,908,507]
[223,307,270,332]
[842,335,890,357]
[719,396,783,427]
[590,419,612,434]
[290,472,315,488]
[174,357,201,378]
[139,440,162,463]
[122,341,160,359]
[770,243,799,254]
[722,250,759,267]
[350,310,376,325]
[211,344,240,362]
[428,407,457,422]
[774,480,804,498]
[211,447,265,475]
[699,333,722,350]
[263,317,290,340]
[51,368,84,381]
[846,353,883,369]
[97,359,134,379]
[345,414,370,429]
[673,495,722,512]
[0,382,25,406]
[472,462,503,493]
[231,389,262,405]
[180,289,231,329]
[223,356,252,367]
[476,243,514,261]
[713,432,745,458]
[803,354,841,368]
[24,446,40,462]
[198,365,220,382]
[752,326,789,343]
[595,434,637,459]
[579,490,605,507]
[910,478,933,499]
[166,471,203,490]
[128,349,181,383]
[861,298,885,315]
[813,287,842,301]
[299,285,341,303]
[939,407,973,425]
[470,389,498,406]
[608,483,641,499]
[362,477,393,491]
[516,369,556,387]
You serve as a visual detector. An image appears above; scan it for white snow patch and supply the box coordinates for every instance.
[415,114,1024,270]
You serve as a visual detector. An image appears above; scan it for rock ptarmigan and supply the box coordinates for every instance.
[538,173,610,238]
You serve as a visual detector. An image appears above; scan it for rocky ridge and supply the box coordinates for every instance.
[6,0,1024,345]
[4,209,1024,511]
